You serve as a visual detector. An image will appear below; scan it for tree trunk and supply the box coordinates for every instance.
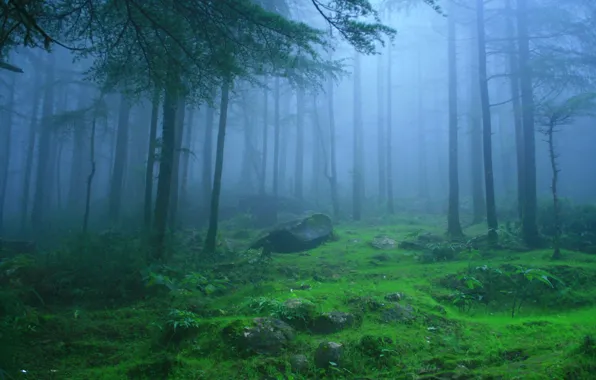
[144,88,160,228]
[272,77,281,199]
[204,80,231,255]
[517,0,540,247]
[259,86,268,194]
[83,105,98,233]
[54,140,64,211]
[546,122,561,259]
[20,69,42,235]
[469,20,486,225]
[202,102,215,210]
[67,88,87,213]
[386,39,395,214]
[180,106,194,208]
[294,87,305,200]
[447,7,463,238]
[352,52,364,221]
[377,51,386,203]
[152,79,178,262]
[311,97,322,203]
[476,0,499,243]
[505,0,525,219]
[0,75,15,235]
[108,93,131,223]
[416,49,429,202]
[31,57,55,231]
[327,74,340,219]
[168,96,186,228]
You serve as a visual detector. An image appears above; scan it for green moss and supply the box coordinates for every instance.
[4,222,596,379]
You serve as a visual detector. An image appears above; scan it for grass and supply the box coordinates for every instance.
[3,219,596,379]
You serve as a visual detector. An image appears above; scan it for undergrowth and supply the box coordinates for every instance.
[1,219,596,379]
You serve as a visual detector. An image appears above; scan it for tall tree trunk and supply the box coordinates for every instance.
[152,78,179,262]
[240,93,253,190]
[31,57,55,231]
[202,103,215,210]
[545,123,561,259]
[54,140,64,211]
[0,75,15,235]
[447,8,463,238]
[352,52,363,221]
[476,0,499,243]
[83,105,98,233]
[168,96,186,228]
[505,0,525,219]
[259,86,268,194]
[108,93,131,223]
[144,88,160,228]
[67,88,87,213]
[377,51,386,203]
[294,88,305,200]
[416,49,429,202]
[469,5,486,225]
[327,74,340,219]
[311,97,322,203]
[180,106,194,208]
[517,0,540,247]
[20,70,42,235]
[279,91,290,194]
[204,80,231,255]
[386,39,395,214]
[272,77,281,199]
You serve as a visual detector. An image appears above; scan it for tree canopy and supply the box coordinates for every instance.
[0,0,409,97]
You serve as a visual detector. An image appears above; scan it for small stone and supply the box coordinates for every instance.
[315,341,343,369]
[371,236,397,250]
[290,354,309,373]
[384,292,404,302]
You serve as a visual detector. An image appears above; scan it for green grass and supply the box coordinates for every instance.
[5,221,596,379]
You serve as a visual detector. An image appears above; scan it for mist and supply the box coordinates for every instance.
[1,0,596,378]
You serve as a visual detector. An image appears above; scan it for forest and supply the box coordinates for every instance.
[1,0,596,378]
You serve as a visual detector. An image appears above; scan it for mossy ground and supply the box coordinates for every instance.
[4,217,596,379]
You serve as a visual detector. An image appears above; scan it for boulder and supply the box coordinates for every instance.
[250,213,333,253]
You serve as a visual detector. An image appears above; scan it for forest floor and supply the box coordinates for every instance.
[3,216,596,379]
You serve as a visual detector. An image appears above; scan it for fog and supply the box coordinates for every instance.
[0,0,595,248]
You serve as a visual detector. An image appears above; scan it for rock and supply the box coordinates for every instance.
[315,341,343,369]
[371,236,397,250]
[290,354,309,373]
[224,318,295,356]
[311,311,355,334]
[282,298,317,328]
[384,292,404,302]
[381,304,415,323]
[398,232,444,251]
[250,213,333,253]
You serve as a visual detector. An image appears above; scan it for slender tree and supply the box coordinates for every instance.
[517,0,540,247]
[352,52,364,221]
[447,5,463,238]
[476,0,498,243]
[204,80,231,254]
[143,88,160,228]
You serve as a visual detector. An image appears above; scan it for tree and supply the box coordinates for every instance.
[476,0,498,244]
[516,0,540,247]
[446,1,463,238]
[204,80,231,255]
[536,93,596,260]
